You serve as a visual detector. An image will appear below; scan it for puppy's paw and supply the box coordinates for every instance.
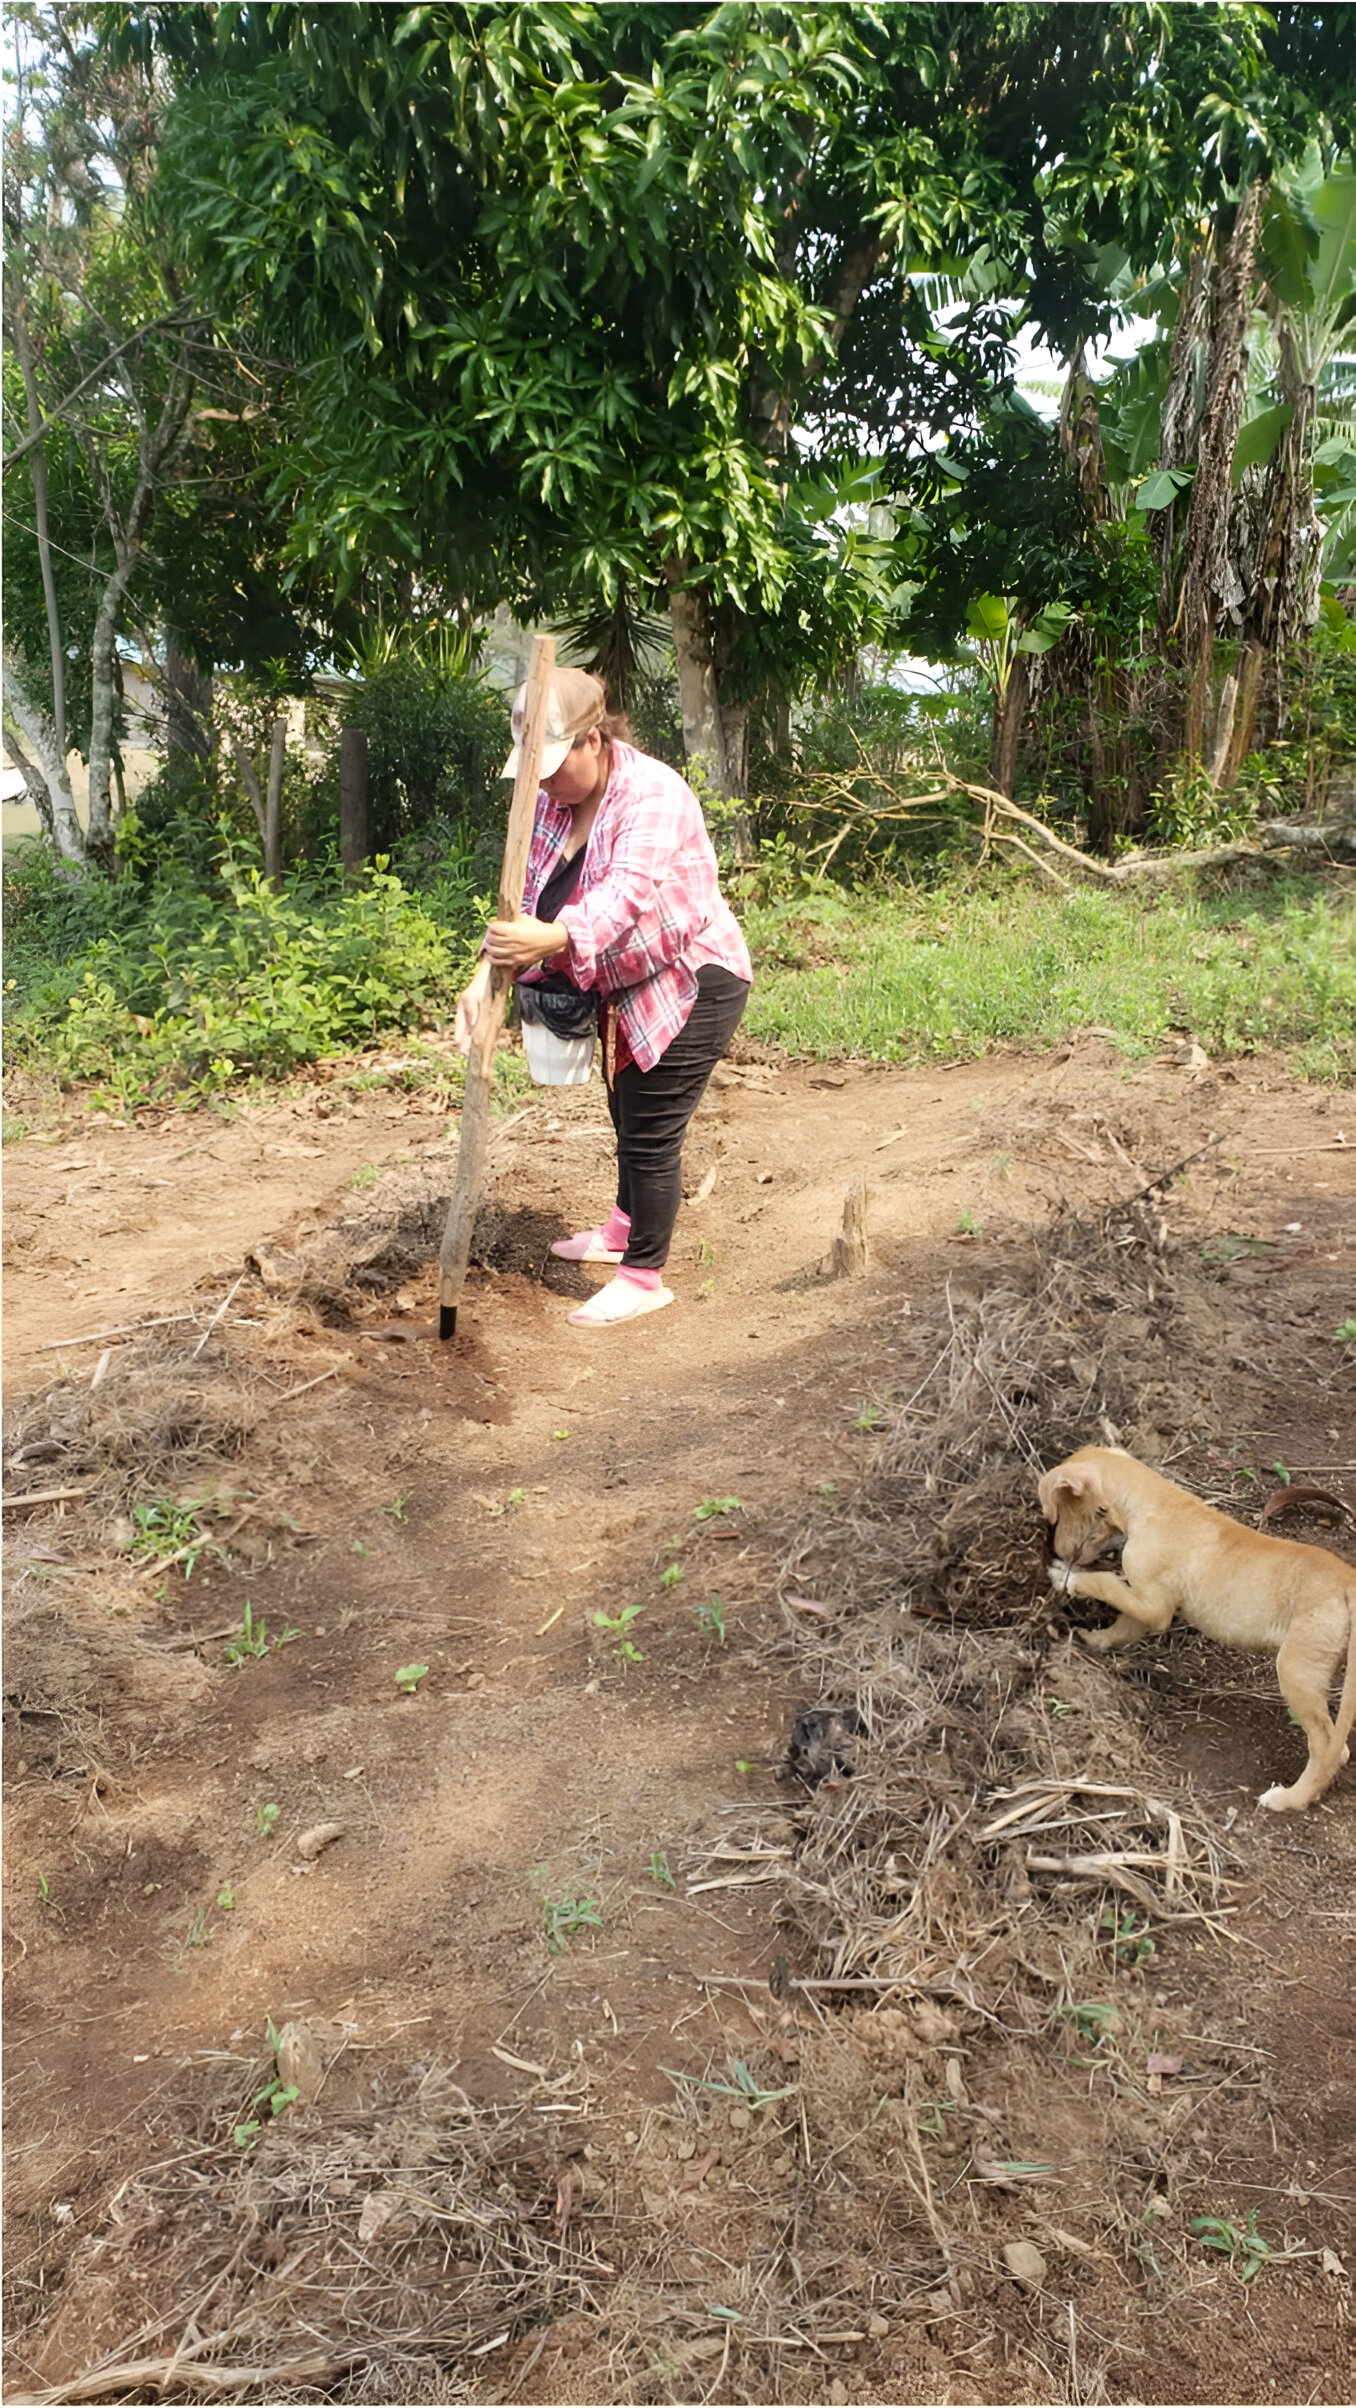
[1258,1782,1302,1813]
[1047,1560,1074,1596]
[1076,1624,1112,1653]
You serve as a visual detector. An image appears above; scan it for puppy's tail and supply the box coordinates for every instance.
[1335,1599,1356,1767]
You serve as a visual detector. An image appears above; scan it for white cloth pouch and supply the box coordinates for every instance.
[517,979,597,1085]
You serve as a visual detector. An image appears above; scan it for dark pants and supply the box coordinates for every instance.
[607,966,750,1270]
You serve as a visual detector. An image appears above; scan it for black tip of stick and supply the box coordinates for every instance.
[438,1304,457,1343]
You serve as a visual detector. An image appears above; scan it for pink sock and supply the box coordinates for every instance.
[600,1206,631,1249]
[617,1265,661,1291]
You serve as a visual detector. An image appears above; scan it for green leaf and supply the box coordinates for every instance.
[965,593,1010,642]
[1135,466,1195,511]
[1232,403,1293,481]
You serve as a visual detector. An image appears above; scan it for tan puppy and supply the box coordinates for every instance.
[1038,1446,1356,1812]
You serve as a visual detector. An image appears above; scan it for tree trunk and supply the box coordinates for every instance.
[86,558,138,865]
[166,640,213,762]
[264,716,286,887]
[988,650,1030,799]
[1171,183,1266,760]
[3,647,86,863]
[339,727,370,879]
[1220,319,1321,786]
[230,736,269,851]
[666,565,731,794]
[12,302,67,759]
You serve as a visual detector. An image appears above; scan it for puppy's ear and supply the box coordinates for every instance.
[1038,1461,1097,1522]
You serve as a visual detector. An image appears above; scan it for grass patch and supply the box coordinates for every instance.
[743,876,1354,1075]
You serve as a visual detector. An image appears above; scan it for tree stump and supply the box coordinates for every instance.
[826,1173,869,1278]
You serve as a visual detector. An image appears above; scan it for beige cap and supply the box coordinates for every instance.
[500,666,607,780]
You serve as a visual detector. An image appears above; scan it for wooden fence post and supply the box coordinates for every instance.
[339,726,369,880]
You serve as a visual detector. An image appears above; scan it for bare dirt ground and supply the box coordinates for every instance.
[4,1034,1354,2407]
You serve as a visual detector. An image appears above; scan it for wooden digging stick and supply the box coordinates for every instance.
[437,632,556,1341]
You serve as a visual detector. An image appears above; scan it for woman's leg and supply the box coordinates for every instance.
[612,969,748,1272]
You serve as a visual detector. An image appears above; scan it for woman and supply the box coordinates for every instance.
[454,667,751,1328]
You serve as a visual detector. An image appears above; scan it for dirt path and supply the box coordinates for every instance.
[4,1039,1354,2404]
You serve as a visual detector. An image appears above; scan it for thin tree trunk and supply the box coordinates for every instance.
[230,736,269,850]
[1172,183,1266,760]
[3,647,86,863]
[264,717,285,887]
[85,560,138,863]
[12,303,67,759]
[1154,245,1211,635]
[666,565,731,794]
[165,640,213,761]
[988,651,1030,799]
[339,727,370,879]
[5,734,56,845]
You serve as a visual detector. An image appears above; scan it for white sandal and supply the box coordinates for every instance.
[550,1226,625,1264]
[568,1277,674,1327]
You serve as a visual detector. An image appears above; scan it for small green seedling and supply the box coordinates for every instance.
[351,1539,369,1557]
[224,1602,299,1666]
[553,1427,570,1440]
[697,1236,716,1268]
[1099,1906,1155,1968]
[692,1596,727,1644]
[661,2057,795,2112]
[186,1906,211,1950]
[541,1891,604,1953]
[660,1562,684,1588]
[255,1802,280,1839]
[1057,2000,1120,2050]
[697,1278,715,1299]
[130,1497,211,1578]
[1270,1459,1292,1486]
[1335,1318,1356,1344]
[734,1758,755,1775]
[855,1405,883,1432]
[386,1495,407,1522]
[234,2071,301,2151]
[37,1871,50,1903]
[592,1601,646,1663]
[350,1162,380,1191]
[648,1851,676,1890]
[818,1479,836,1502]
[693,1495,741,1522]
[956,1209,984,1235]
[1190,2210,1274,2283]
[217,1885,236,1913]
[917,2099,957,2138]
[395,1663,428,1695]
[1047,1695,1074,1716]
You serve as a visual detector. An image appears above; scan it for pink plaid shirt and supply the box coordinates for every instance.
[520,742,752,1073]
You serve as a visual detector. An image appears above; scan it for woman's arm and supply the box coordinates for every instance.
[452,956,492,1054]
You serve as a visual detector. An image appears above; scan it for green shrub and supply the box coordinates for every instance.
[352,648,510,853]
[7,827,475,1109]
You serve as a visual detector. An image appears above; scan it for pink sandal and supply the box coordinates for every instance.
[550,1226,626,1264]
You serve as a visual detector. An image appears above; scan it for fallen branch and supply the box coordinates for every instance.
[3,1485,91,1511]
[8,2349,357,2405]
[786,760,1356,886]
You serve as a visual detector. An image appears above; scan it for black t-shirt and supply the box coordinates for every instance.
[535,846,586,929]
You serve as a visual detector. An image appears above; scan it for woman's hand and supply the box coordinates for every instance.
[453,958,492,1055]
[484,915,569,972]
